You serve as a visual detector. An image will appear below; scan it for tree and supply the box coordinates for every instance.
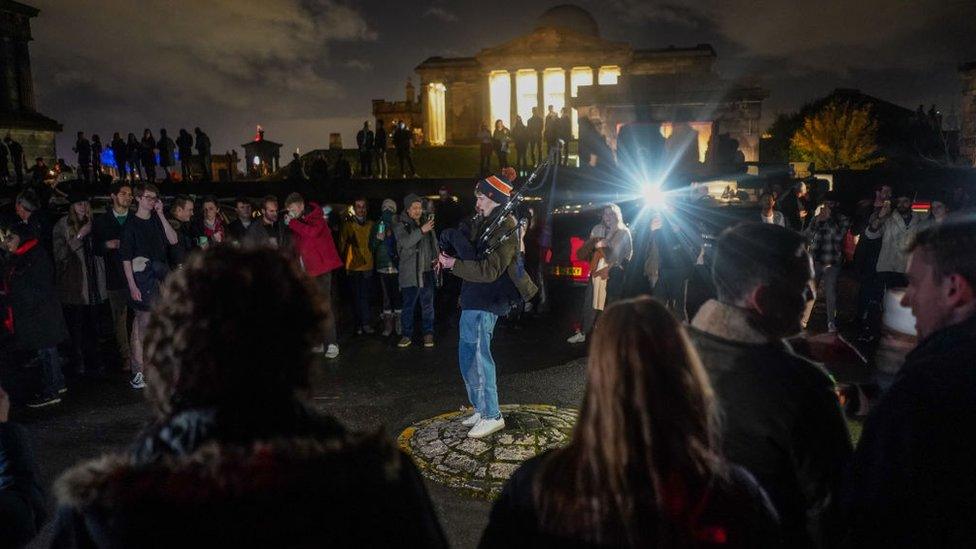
[791,101,885,170]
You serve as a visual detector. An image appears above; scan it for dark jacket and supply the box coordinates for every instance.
[393,126,412,150]
[448,215,537,316]
[225,218,252,243]
[244,219,289,250]
[110,138,127,167]
[140,136,156,165]
[157,136,176,167]
[689,300,851,548]
[844,313,976,547]
[74,138,91,165]
[374,126,388,150]
[0,422,46,548]
[167,219,197,268]
[356,129,374,151]
[92,210,129,291]
[194,131,211,155]
[175,132,193,158]
[480,452,781,548]
[51,406,447,548]
[2,238,68,350]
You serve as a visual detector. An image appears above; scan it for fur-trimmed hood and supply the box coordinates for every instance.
[52,432,448,548]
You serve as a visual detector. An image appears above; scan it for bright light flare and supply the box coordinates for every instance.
[641,182,669,211]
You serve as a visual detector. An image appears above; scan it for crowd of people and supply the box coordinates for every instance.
[355,119,419,179]
[0,160,974,546]
[480,105,575,176]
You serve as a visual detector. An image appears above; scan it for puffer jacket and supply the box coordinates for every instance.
[393,212,438,288]
[53,216,107,305]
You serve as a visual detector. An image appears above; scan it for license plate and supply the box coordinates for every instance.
[551,266,582,277]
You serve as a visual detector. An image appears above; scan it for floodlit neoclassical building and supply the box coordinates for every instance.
[378,4,767,164]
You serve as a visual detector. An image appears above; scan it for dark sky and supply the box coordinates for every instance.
[29,0,976,159]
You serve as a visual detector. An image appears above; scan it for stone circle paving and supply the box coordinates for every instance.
[398,404,578,498]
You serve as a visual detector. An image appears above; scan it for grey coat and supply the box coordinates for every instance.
[393,212,438,289]
[53,216,107,306]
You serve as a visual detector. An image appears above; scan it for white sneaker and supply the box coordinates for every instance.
[325,344,339,359]
[567,331,586,344]
[468,416,505,439]
[129,372,146,389]
[312,344,325,354]
[461,412,482,426]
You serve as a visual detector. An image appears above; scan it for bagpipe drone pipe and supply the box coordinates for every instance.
[438,143,559,262]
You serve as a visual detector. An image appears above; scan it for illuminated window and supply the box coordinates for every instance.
[489,70,511,128]
[543,68,566,115]
[515,69,538,123]
[426,83,447,145]
[570,67,593,138]
[598,65,621,85]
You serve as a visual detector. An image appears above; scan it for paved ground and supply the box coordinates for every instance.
[11,277,875,548]
[14,292,587,549]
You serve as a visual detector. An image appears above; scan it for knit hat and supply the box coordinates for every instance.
[382,198,397,213]
[403,193,422,210]
[475,172,513,205]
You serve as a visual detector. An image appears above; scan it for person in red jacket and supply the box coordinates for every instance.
[284,192,342,358]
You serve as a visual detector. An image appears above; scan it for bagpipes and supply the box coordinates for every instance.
[470,144,559,257]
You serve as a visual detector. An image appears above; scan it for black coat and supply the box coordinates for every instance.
[480,452,781,548]
[110,138,127,166]
[0,422,46,548]
[51,406,448,548]
[167,220,197,269]
[92,210,129,291]
[3,239,68,350]
[844,313,976,547]
[688,306,852,548]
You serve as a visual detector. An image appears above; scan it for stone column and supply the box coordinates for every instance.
[536,70,544,115]
[509,70,517,127]
[563,68,571,113]
[0,39,11,112]
[15,40,34,112]
[1,38,18,112]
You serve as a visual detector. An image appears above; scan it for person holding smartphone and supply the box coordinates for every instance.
[394,194,438,348]
[120,183,177,389]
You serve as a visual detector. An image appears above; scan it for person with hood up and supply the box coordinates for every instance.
[371,199,401,337]
[394,194,438,348]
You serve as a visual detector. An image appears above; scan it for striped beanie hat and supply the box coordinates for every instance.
[475,169,514,205]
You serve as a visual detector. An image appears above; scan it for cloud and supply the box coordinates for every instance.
[423,7,458,23]
[343,59,373,71]
[30,0,376,148]
[606,0,976,74]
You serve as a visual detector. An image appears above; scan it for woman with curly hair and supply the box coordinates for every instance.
[51,247,447,548]
[481,297,781,547]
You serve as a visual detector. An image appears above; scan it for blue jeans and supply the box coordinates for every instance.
[401,272,435,337]
[459,310,500,420]
[38,347,64,398]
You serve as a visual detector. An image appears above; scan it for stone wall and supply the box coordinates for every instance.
[0,126,55,165]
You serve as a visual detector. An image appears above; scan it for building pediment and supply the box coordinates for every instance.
[475,28,631,69]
